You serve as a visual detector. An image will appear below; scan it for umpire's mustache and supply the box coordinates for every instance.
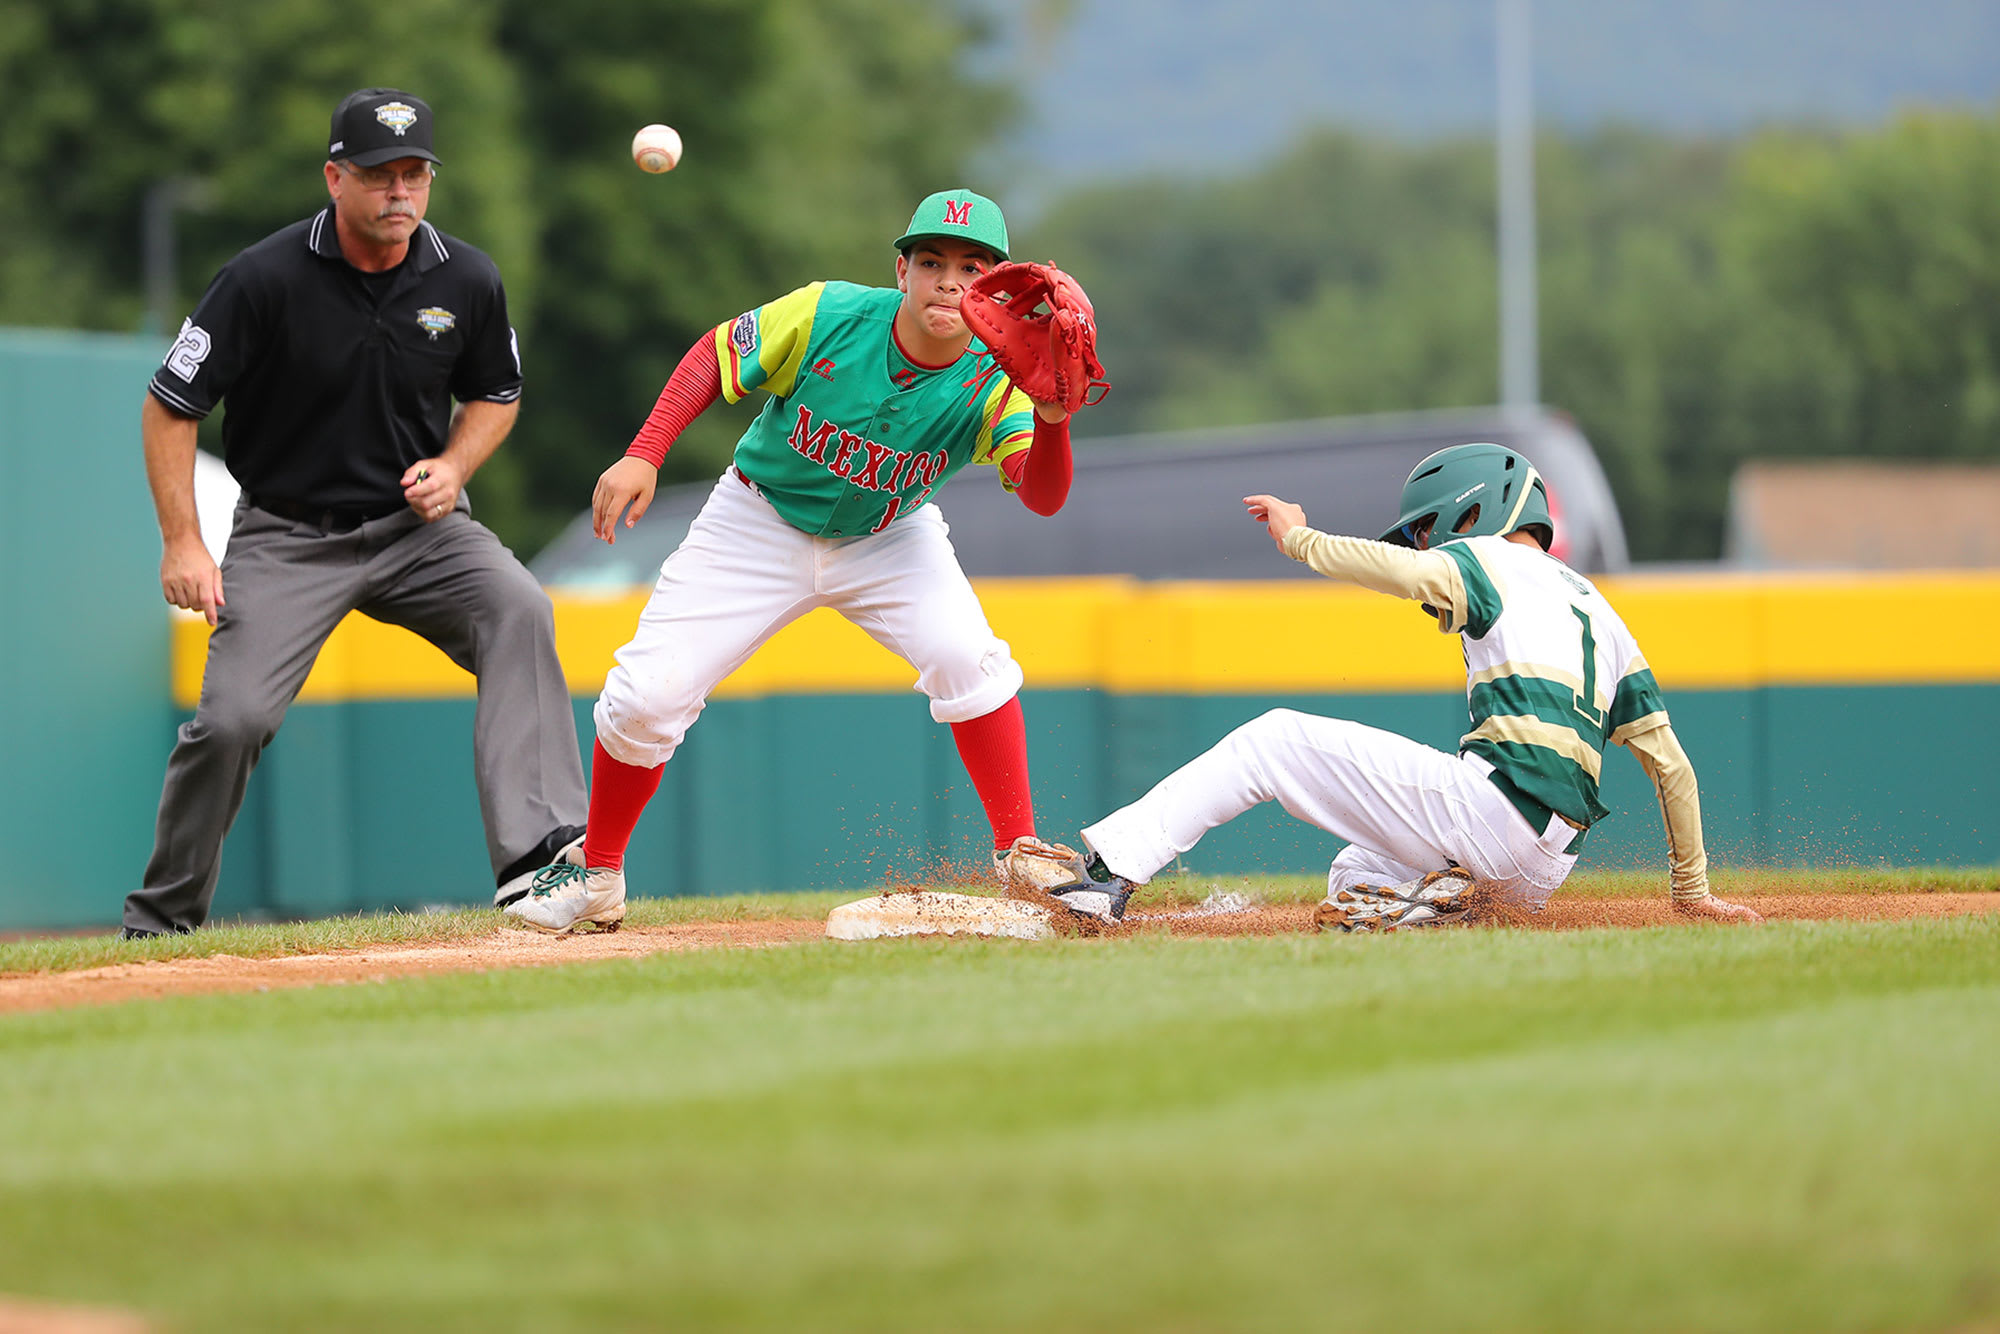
[377,200,419,221]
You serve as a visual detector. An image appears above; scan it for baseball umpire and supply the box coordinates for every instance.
[123,88,586,937]
[507,189,1096,933]
[1034,442,1765,931]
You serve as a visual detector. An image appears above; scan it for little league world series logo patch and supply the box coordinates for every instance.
[416,307,457,340]
[376,102,419,136]
[730,312,758,359]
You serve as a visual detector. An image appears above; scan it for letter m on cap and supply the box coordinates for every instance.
[944,199,972,227]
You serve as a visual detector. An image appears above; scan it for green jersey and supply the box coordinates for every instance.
[711,281,1035,537]
[1435,535,1670,837]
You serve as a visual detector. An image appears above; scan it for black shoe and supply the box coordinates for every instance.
[120,924,191,940]
[1050,852,1136,923]
[495,824,588,908]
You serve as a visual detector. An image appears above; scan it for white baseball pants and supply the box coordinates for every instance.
[594,469,1024,768]
[1081,708,1580,905]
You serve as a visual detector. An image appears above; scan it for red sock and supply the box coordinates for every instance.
[582,739,665,871]
[949,697,1036,850]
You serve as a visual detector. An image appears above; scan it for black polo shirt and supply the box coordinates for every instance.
[149,207,523,511]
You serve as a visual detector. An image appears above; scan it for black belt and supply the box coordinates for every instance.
[251,494,407,532]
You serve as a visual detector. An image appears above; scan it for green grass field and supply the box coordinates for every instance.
[2,877,1998,1331]
[4,866,1992,975]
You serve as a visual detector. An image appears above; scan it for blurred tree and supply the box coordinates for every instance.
[1535,130,1740,561]
[1714,110,2000,455]
[0,0,531,332]
[8,2,1993,563]
[1016,131,1496,437]
[1023,111,2000,561]
[489,0,1016,551]
[0,0,1016,555]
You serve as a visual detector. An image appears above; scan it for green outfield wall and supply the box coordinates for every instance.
[0,329,173,932]
[117,570,2000,929]
[5,329,1996,930]
[161,677,1986,931]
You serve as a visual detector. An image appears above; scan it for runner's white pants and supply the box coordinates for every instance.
[595,469,1024,768]
[1081,708,1580,905]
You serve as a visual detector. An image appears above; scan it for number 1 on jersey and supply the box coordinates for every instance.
[1571,606,1606,728]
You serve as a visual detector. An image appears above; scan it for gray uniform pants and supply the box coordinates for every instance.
[124,499,587,932]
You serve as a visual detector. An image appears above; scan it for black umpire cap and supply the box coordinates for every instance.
[328,88,441,167]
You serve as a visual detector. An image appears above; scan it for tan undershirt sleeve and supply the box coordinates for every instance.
[1624,723,1711,902]
[1280,528,1469,632]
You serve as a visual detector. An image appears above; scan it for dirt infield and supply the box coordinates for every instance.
[0,1297,149,1333]
[2,893,1993,1015]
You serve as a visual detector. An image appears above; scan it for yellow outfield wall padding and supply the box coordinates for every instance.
[1593,577,1762,689]
[1750,572,2000,683]
[1092,582,1462,692]
[170,569,2000,708]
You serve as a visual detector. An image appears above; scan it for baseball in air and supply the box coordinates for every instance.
[631,124,682,173]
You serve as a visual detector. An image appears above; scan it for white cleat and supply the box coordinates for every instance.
[503,862,627,934]
[495,832,585,908]
[1313,871,1476,933]
[991,835,1086,896]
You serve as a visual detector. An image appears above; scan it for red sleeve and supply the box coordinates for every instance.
[626,338,724,467]
[1000,412,1074,516]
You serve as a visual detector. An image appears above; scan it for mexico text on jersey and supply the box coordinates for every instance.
[710,281,1035,538]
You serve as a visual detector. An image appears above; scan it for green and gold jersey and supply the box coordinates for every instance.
[711,281,1036,537]
[1434,535,1668,834]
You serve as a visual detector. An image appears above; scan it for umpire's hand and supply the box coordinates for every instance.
[161,533,224,627]
[402,458,463,522]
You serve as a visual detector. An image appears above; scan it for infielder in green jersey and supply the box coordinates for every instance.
[508,190,1092,933]
[1033,442,1764,931]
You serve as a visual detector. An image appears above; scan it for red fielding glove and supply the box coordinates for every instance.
[627,338,723,467]
[960,262,1109,413]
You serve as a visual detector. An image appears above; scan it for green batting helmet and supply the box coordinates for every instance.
[1382,442,1554,551]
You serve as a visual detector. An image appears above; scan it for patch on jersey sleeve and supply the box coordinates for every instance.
[729,312,758,359]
